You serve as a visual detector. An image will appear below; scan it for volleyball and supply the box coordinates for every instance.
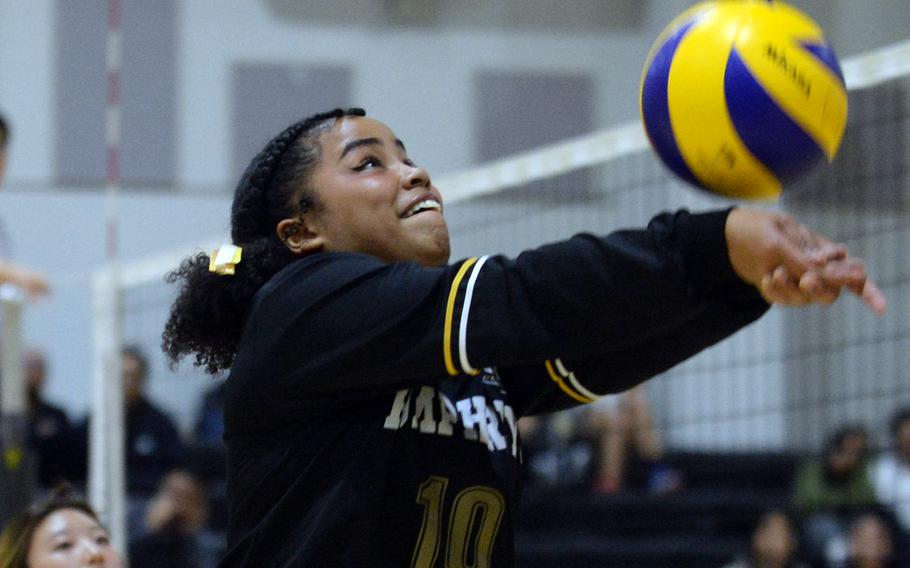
[640,0,847,200]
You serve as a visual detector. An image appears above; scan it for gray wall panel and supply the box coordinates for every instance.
[475,71,595,202]
[231,64,351,183]
[120,0,177,186]
[54,0,106,183]
[55,0,176,186]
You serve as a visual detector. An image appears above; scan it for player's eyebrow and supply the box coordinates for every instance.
[340,138,406,159]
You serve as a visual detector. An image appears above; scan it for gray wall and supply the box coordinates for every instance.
[54,0,177,185]
[4,0,908,191]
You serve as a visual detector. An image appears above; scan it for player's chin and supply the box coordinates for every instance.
[413,228,451,267]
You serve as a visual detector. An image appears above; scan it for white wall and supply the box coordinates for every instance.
[0,189,230,429]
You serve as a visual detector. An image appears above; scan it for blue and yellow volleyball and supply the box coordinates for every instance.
[640,0,847,200]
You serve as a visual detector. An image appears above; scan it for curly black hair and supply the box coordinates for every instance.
[162,108,366,374]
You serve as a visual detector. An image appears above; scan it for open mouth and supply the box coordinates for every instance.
[402,199,442,218]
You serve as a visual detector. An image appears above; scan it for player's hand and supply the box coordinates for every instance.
[1,263,51,300]
[724,208,886,314]
[144,494,178,533]
[14,268,51,299]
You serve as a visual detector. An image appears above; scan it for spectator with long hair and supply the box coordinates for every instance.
[723,510,808,568]
[0,486,122,568]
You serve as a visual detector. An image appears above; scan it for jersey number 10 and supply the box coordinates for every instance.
[411,476,506,568]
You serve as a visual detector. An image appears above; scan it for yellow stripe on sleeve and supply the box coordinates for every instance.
[443,257,478,376]
[544,360,594,404]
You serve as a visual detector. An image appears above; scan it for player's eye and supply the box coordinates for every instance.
[53,540,74,552]
[353,156,383,171]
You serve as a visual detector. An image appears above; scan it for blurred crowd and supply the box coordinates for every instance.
[519,387,910,568]
[1,345,227,567]
[2,345,910,567]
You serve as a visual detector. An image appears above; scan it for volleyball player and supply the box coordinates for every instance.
[0,113,50,299]
[162,108,885,567]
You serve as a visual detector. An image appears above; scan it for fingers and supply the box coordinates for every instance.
[17,271,51,300]
[798,271,841,304]
[808,240,848,265]
[859,279,887,315]
[774,218,847,276]
[760,263,886,315]
[729,209,886,314]
[759,266,833,306]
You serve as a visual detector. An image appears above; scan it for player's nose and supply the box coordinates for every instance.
[402,163,431,190]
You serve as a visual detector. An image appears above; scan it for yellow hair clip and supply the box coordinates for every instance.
[208,244,243,275]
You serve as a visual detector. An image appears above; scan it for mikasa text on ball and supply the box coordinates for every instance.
[640,0,847,200]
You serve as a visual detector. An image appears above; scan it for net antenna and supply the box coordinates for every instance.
[90,0,127,554]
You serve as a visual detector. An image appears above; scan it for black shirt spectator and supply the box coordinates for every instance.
[24,349,78,487]
[129,469,223,568]
[121,346,182,495]
[125,395,182,495]
[75,346,183,495]
[193,382,225,448]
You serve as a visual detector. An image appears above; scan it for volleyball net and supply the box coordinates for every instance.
[90,38,910,539]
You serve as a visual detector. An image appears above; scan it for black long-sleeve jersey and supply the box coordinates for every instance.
[219,208,769,567]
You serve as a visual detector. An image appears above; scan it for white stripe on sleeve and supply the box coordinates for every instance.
[555,358,602,400]
[458,255,489,374]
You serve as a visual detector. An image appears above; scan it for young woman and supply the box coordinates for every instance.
[0,487,123,568]
[722,510,808,568]
[163,108,884,567]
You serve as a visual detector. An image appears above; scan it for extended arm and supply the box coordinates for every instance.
[0,260,50,299]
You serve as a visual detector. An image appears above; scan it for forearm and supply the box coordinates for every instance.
[465,208,754,369]
[0,260,50,297]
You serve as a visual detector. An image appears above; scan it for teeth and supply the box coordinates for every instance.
[405,199,441,218]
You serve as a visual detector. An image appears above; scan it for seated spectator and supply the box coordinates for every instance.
[194,381,226,448]
[75,345,184,496]
[518,413,596,491]
[521,387,680,494]
[129,468,223,568]
[586,386,680,494]
[189,381,228,484]
[872,408,910,535]
[122,345,184,495]
[0,485,123,567]
[841,511,895,568]
[792,425,876,565]
[23,349,79,488]
[722,509,808,568]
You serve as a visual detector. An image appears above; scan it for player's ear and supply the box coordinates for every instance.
[276,216,323,255]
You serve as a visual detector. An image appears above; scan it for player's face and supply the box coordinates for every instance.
[121,354,144,405]
[306,116,450,266]
[752,513,796,563]
[897,419,910,462]
[25,351,46,396]
[28,508,123,568]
